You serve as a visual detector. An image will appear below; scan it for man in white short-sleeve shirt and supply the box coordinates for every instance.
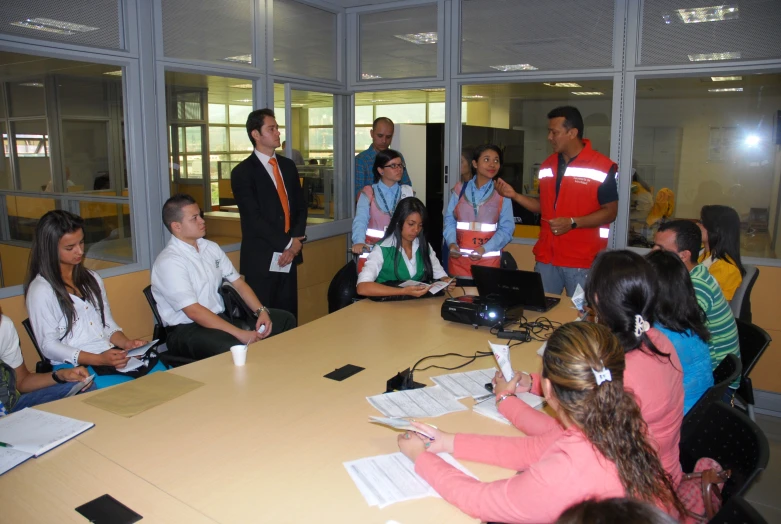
[151,194,296,360]
[0,314,92,416]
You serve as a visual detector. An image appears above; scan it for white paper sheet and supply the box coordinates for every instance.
[368,417,435,439]
[126,339,159,358]
[366,386,468,418]
[343,452,475,508]
[536,341,547,357]
[427,280,450,294]
[117,357,144,373]
[65,374,95,398]
[270,252,292,273]
[0,447,33,475]
[473,392,545,425]
[399,280,425,288]
[0,408,93,456]
[430,368,496,399]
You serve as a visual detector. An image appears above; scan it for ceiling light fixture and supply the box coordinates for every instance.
[711,76,742,81]
[572,91,604,96]
[420,88,446,92]
[489,64,538,72]
[462,95,486,99]
[708,87,743,92]
[19,82,44,87]
[11,17,99,35]
[543,82,582,88]
[393,32,438,45]
[744,135,760,147]
[688,52,741,61]
[103,70,123,77]
[676,5,739,23]
[291,103,306,107]
[361,73,382,80]
[222,54,252,64]
[233,99,253,103]
[231,84,253,89]
[370,99,390,103]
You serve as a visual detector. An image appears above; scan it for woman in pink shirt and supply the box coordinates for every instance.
[495,251,685,490]
[398,322,686,523]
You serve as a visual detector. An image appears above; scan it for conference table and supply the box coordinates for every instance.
[0,292,576,523]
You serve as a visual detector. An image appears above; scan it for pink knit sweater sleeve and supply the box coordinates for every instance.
[498,394,562,437]
[415,442,581,523]
[451,430,560,471]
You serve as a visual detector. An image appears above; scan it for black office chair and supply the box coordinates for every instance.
[142,285,195,369]
[734,319,772,421]
[730,265,759,323]
[679,401,769,502]
[20,318,52,374]
[708,495,768,524]
[682,353,742,444]
[328,259,359,313]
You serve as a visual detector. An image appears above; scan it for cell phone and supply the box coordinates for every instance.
[484,383,494,394]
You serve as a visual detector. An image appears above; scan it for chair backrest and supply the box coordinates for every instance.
[735,318,772,379]
[730,264,758,322]
[20,318,52,373]
[328,260,358,314]
[142,285,167,343]
[681,353,742,443]
[219,281,256,330]
[679,401,769,500]
[708,495,768,524]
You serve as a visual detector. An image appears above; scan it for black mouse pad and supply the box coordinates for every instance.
[324,364,365,381]
[75,494,142,524]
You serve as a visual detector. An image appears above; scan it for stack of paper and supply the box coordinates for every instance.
[343,452,475,508]
[367,386,468,418]
[0,408,94,475]
[430,368,496,400]
[472,393,545,425]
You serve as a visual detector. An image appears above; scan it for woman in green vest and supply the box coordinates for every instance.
[357,197,452,297]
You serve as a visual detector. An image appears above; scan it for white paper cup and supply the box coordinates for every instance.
[230,345,248,366]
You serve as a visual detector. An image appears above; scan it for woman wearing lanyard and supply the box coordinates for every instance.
[443,144,514,280]
[351,149,414,272]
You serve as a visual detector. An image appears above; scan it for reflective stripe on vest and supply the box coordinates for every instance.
[600,227,610,239]
[563,167,608,183]
[456,221,498,232]
[458,248,501,257]
[366,228,385,239]
[539,168,554,179]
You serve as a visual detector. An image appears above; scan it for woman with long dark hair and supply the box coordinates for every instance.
[351,149,414,266]
[25,210,165,389]
[698,204,745,300]
[494,250,685,493]
[356,197,452,297]
[443,144,514,279]
[646,250,713,413]
[399,322,686,523]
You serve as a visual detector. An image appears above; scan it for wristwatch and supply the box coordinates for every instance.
[51,370,66,384]
[255,306,270,318]
[570,217,578,230]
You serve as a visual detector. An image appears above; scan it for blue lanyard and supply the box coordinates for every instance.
[468,180,492,218]
[375,183,400,216]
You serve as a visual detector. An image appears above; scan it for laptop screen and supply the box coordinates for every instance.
[471,266,548,309]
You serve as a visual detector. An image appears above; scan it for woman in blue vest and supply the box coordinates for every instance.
[357,197,452,297]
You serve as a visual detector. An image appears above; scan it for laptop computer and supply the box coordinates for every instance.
[471,266,561,312]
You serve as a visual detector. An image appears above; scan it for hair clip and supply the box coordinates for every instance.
[592,362,612,386]
[634,314,650,338]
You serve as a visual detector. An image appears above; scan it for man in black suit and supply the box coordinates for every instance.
[231,109,307,320]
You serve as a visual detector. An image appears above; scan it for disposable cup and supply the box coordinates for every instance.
[230,344,248,366]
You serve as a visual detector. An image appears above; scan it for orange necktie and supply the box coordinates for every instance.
[268,157,290,232]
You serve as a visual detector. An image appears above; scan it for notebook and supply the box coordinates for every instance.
[0,408,94,475]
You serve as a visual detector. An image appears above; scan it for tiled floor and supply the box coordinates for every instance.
[745,413,781,523]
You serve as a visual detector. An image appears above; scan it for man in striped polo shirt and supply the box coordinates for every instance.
[653,220,741,390]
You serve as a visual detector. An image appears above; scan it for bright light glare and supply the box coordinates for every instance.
[744,135,760,147]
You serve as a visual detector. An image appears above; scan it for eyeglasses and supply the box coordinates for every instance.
[383,163,405,170]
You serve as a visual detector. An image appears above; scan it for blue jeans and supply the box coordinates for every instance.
[11,381,97,412]
[535,262,589,297]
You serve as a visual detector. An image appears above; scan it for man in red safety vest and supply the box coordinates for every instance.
[495,106,618,296]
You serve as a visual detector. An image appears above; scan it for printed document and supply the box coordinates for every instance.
[367,386,467,418]
[430,368,497,399]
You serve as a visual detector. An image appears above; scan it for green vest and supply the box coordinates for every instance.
[377,245,425,283]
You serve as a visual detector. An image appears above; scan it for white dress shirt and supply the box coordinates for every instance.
[151,235,240,327]
[26,272,121,366]
[357,237,448,284]
[0,315,23,369]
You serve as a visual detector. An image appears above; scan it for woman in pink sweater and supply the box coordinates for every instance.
[398,322,686,523]
[495,250,685,489]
